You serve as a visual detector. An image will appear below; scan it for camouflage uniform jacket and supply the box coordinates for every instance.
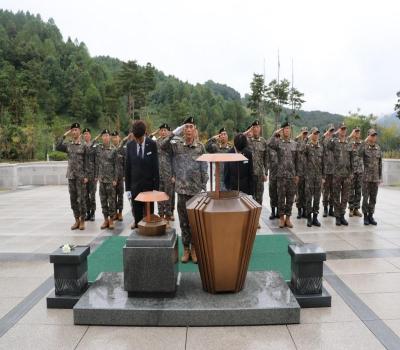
[268,136,297,178]
[160,135,209,195]
[348,138,364,174]
[156,136,173,180]
[327,137,353,177]
[359,143,382,182]
[56,137,88,179]
[321,136,334,175]
[205,138,231,154]
[115,140,128,180]
[248,136,268,176]
[84,141,97,180]
[95,144,118,183]
[295,136,308,176]
[302,141,325,178]
[266,137,278,178]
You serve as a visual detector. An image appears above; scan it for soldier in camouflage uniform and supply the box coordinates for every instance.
[159,116,208,264]
[321,124,335,217]
[111,131,127,222]
[359,129,382,226]
[96,129,118,230]
[155,123,175,220]
[245,120,268,213]
[327,123,353,226]
[56,122,88,230]
[348,127,364,217]
[267,136,279,219]
[205,127,231,191]
[82,128,97,222]
[295,127,309,219]
[269,121,298,229]
[302,127,324,227]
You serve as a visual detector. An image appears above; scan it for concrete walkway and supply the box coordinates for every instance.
[0,184,399,349]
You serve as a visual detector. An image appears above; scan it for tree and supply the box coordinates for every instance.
[247,74,264,118]
[264,79,290,129]
[395,91,400,119]
[288,86,305,123]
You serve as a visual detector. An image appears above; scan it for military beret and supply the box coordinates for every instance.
[110,131,119,136]
[311,127,320,134]
[354,126,361,131]
[70,122,80,129]
[183,116,195,125]
[252,120,260,126]
[101,129,110,135]
[219,127,227,134]
[368,128,377,136]
[281,121,290,128]
[301,127,309,133]
[159,123,170,130]
[82,127,90,133]
[339,122,347,129]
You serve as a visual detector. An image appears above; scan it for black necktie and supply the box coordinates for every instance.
[139,144,143,159]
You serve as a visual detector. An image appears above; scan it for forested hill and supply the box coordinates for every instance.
[0,10,343,161]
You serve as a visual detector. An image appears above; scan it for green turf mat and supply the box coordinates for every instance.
[88,234,291,283]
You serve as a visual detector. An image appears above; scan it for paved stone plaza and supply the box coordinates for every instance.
[0,184,400,349]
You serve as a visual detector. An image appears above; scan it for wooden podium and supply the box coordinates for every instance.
[186,153,262,293]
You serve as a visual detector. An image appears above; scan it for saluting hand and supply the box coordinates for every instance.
[63,129,71,137]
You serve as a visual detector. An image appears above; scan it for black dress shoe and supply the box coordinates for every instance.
[90,210,95,221]
[336,217,342,226]
[323,206,328,217]
[329,206,335,217]
[364,215,370,225]
[269,207,276,220]
[369,214,377,226]
[340,215,348,226]
[297,208,302,219]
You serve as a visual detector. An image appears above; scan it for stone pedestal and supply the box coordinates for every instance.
[47,245,90,309]
[288,243,331,308]
[123,228,178,296]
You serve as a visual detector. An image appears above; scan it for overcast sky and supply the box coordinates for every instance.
[2,0,400,115]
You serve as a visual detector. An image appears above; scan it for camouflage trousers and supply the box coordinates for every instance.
[296,176,306,209]
[349,173,363,210]
[322,174,334,207]
[305,176,322,216]
[332,176,351,217]
[177,194,194,247]
[253,175,265,205]
[99,182,116,218]
[362,181,379,214]
[158,177,175,217]
[85,179,97,212]
[269,175,278,208]
[115,178,124,211]
[68,179,86,218]
[277,177,297,216]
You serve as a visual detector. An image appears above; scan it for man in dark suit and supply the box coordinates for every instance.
[125,120,160,228]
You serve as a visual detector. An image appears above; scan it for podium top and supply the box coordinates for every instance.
[135,191,169,202]
[196,153,247,163]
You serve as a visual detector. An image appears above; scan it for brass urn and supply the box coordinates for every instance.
[186,153,261,293]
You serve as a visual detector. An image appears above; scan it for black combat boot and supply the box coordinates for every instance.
[336,217,342,226]
[269,207,276,220]
[312,213,321,227]
[369,214,377,226]
[329,206,335,217]
[84,211,91,221]
[340,215,348,226]
[323,206,328,217]
[297,208,302,219]
[90,210,95,221]
[307,214,312,227]
[363,214,370,225]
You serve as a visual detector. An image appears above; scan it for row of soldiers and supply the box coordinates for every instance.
[239,120,382,228]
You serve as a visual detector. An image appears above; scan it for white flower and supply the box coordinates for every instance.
[62,244,71,253]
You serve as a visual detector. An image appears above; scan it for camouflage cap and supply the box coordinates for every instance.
[368,128,378,136]
[339,122,347,129]
[354,126,361,131]
[311,127,320,134]
[301,127,308,133]
[70,122,80,129]
[327,123,335,131]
